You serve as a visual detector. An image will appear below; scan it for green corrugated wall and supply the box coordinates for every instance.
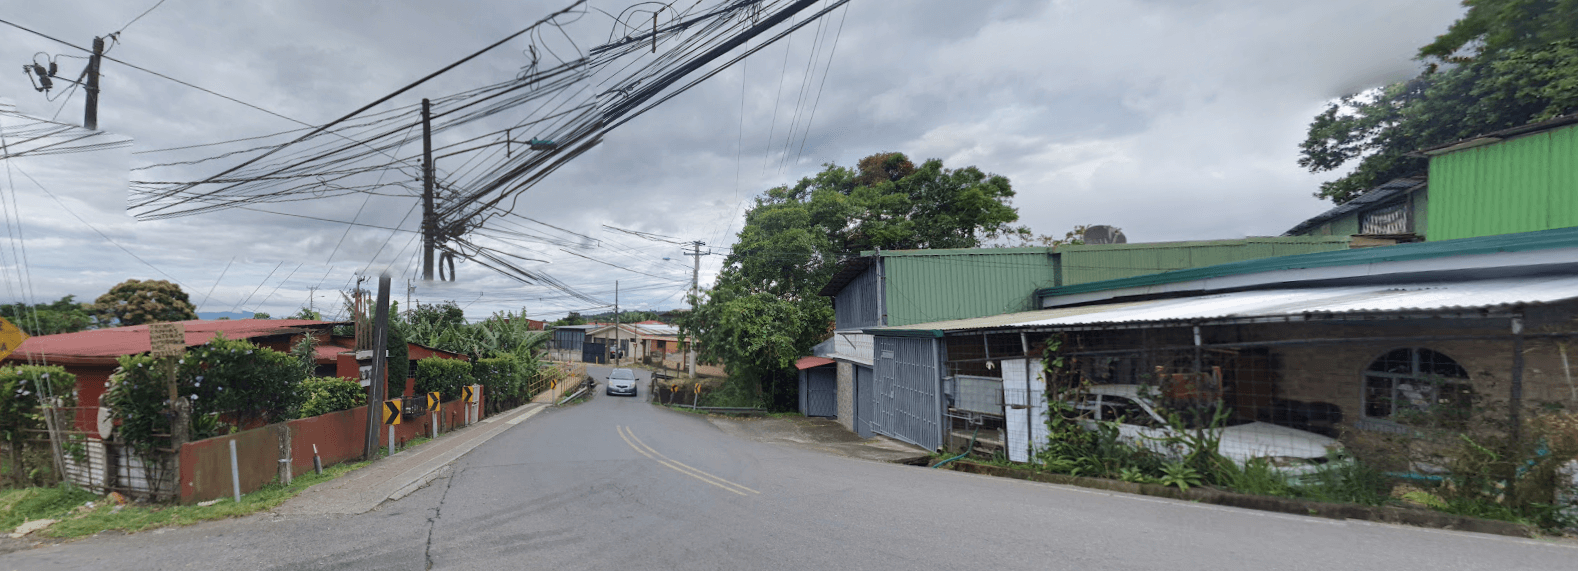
[1057,237,1353,286]
[878,248,1054,327]
[1429,123,1578,241]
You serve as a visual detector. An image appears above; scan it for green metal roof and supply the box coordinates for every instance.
[1035,225,1578,299]
[859,246,1052,257]
[1057,235,1354,286]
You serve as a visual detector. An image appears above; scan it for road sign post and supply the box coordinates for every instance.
[428,391,441,438]
[382,399,401,457]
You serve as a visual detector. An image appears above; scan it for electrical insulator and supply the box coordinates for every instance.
[28,63,51,92]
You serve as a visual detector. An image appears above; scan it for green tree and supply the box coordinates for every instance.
[286,307,323,320]
[685,152,1023,409]
[552,311,586,326]
[1300,2,1578,203]
[0,295,94,335]
[251,312,271,319]
[91,279,198,327]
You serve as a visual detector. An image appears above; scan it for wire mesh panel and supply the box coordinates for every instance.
[1002,359,1047,463]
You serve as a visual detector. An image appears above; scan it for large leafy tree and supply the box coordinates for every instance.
[1299,0,1578,203]
[0,295,93,335]
[91,279,199,327]
[685,152,1023,409]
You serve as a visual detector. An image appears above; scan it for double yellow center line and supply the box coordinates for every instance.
[616,425,760,496]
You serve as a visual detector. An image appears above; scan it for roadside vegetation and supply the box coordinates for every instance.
[974,337,1578,533]
[2,461,366,540]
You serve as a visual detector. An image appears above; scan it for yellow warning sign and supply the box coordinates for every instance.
[0,316,29,362]
[427,391,441,411]
[382,399,402,425]
[462,385,476,404]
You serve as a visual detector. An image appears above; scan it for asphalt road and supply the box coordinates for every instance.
[5,364,1576,570]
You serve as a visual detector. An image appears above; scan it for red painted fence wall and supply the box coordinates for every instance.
[178,392,488,504]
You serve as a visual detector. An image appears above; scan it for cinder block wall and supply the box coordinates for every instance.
[836,361,854,432]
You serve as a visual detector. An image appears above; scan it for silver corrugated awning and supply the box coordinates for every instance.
[868,275,1578,335]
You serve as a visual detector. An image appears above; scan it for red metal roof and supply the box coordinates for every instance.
[794,356,835,370]
[314,345,350,363]
[7,319,344,365]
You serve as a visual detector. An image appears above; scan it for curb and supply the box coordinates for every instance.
[381,403,546,504]
[943,461,1539,538]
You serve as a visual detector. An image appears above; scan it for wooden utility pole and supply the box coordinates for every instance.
[363,276,392,460]
[421,98,436,281]
[83,36,104,130]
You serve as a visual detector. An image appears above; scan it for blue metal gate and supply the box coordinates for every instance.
[872,336,943,451]
[805,367,837,417]
[582,341,606,364]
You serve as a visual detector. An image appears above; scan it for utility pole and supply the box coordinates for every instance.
[83,36,104,130]
[363,276,391,461]
[421,98,436,281]
[682,241,712,377]
[613,280,620,365]
[406,279,415,317]
[307,286,317,315]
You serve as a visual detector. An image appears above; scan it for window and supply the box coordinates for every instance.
[1363,348,1473,427]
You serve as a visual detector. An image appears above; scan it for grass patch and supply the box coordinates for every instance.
[0,461,369,540]
[0,485,98,531]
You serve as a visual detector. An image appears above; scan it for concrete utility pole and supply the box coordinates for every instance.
[682,241,711,377]
[613,280,620,365]
[421,98,436,281]
[83,36,103,130]
[364,276,392,461]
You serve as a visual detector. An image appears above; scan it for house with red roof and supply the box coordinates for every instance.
[5,319,464,435]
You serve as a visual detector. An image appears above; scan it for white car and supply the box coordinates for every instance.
[1064,384,1346,476]
[606,368,638,397]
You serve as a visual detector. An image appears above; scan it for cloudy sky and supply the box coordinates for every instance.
[0,0,1465,324]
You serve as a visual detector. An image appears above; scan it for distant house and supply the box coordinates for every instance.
[586,322,685,364]
[6,319,344,435]
[4,319,468,435]
[547,324,598,362]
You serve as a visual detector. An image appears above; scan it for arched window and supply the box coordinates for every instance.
[1363,348,1473,427]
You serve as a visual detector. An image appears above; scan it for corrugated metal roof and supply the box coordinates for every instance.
[1283,177,1424,237]
[9,319,344,364]
[1416,112,1578,156]
[1036,225,1578,301]
[819,256,874,297]
[1059,236,1355,286]
[874,275,1578,335]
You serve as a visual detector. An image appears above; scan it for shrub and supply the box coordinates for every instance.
[104,334,308,453]
[298,377,366,418]
[473,356,528,412]
[0,365,77,444]
[415,357,473,402]
[0,366,77,485]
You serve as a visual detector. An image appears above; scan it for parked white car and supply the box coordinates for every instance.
[1063,384,1347,476]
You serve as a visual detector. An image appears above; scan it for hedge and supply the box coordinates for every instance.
[415,357,473,403]
[298,377,366,418]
